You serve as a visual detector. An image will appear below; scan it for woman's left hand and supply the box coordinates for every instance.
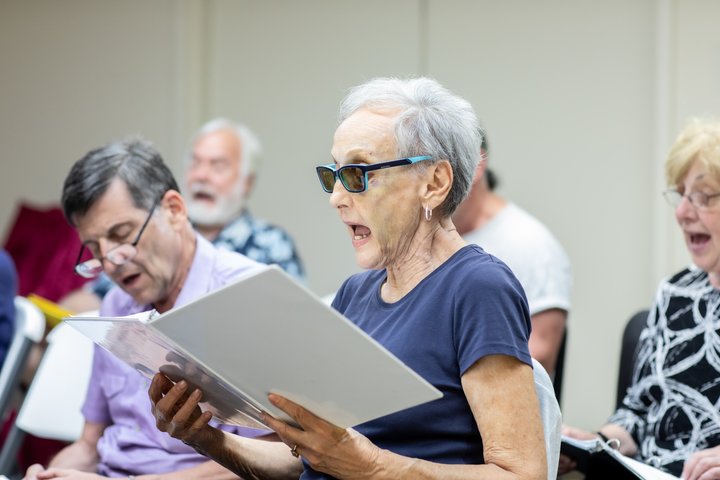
[682,445,720,480]
[262,393,383,480]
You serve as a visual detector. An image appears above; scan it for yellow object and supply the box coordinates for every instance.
[27,294,74,328]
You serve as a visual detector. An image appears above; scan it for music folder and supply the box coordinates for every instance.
[64,265,442,430]
[561,435,680,480]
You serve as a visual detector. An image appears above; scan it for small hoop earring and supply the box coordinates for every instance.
[424,205,432,221]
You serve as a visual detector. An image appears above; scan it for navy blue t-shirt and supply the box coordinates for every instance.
[301,244,532,479]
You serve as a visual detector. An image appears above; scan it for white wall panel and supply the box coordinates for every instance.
[426,0,656,428]
[0,0,181,235]
[204,0,422,295]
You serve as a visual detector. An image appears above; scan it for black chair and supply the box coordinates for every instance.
[615,309,649,410]
[552,326,567,406]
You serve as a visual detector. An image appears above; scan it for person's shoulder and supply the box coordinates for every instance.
[242,212,297,240]
[213,247,263,279]
[465,203,569,263]
[665,265,706,287]
[504,204,567,249]
[342,269,384,289]
[334,269,383,303]
[441,244,518,288]
[488,204,571,278]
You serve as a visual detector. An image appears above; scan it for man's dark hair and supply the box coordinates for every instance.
[62,137,179,225]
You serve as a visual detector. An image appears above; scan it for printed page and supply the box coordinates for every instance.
[613,453,681,480]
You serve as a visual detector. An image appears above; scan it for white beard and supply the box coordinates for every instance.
[186,180,245,227]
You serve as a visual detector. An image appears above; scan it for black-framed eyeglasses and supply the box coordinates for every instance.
[74,199,160,278]
[663,189,720,210]
[315,155,432,193]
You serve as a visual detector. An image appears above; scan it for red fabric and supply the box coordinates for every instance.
[18,435,68,472]
[2,203,90,302]
[1,203,83,469]
[0,411,67,472]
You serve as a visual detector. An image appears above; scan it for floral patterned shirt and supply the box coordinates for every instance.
[212,210,305,282]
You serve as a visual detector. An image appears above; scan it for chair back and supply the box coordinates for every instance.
[0,297,45,422]
[16,321,93,440]
[615,309,649,409]
[0,317,94,475]
[533,358,562,480]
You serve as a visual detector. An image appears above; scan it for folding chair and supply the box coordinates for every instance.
[0,297,45,423]
[0,320,94,475]
[615,309,649,409]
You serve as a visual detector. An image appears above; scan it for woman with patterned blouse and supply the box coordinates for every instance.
[562,119,720,479]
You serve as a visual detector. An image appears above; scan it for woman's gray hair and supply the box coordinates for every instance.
[62,137,179,225]
[191,118,263,178]
[338,77,482,216]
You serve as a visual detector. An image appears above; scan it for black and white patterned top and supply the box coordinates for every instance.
[609,266,720,476]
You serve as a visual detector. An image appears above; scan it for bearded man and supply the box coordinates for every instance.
[184,118,305,281]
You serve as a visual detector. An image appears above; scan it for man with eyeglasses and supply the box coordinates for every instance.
[71,118,305,308]
[24,137,266,480]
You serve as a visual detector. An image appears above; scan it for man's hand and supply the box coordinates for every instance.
[149,373,214,446]
[24,465,109,480]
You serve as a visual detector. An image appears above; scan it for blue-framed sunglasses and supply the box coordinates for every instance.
[315,155,432,193]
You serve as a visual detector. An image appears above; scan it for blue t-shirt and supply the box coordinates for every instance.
[301,244,532,479]
[0,249,18,366]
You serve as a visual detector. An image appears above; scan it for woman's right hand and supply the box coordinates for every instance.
[148,373,215,447]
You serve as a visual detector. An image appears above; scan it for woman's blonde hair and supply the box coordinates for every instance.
[666,119,720,188]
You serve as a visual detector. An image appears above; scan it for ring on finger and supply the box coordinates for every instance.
[290,444,299,458]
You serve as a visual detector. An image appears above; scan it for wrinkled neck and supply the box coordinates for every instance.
[382,216,465,303]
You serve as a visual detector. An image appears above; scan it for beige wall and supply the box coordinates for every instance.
[1,0,719,429]
[0,0,182,213]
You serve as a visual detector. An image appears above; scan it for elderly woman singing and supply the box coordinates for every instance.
[562,120,720,480]
[149,77,546,480]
